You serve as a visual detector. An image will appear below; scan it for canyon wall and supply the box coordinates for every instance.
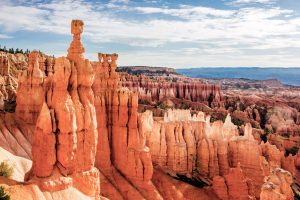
[91,52,163,199]
[0,53,20,111]
[141,109,296,199]
[120,73,222,107]
[0,19,298,200]
[11,20,100,199]
[3,19,216,200]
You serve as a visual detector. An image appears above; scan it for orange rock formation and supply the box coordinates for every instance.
[92,52,162,199]
[120,73,222,106]
[0,19,297,200]
[141,109,296,199]
[14,20,100,199]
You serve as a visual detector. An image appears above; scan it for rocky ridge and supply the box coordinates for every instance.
[141,109,297,199]
[0,19,298,200]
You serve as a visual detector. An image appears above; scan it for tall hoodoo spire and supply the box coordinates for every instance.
[68,19,85,61]
[20,19,100,198]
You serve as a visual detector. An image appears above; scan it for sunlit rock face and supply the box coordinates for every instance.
[0,19,297,200]
[120,73,223,107]
[13,20,100,199]
[91,52,163,199]
[141,109,296,199]
[260,168,294,200]
[15,51,45,124]
[0,53,20,111]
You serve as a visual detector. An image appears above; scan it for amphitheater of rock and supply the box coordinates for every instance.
[0,19,298,200]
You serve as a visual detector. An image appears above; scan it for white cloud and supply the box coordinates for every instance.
[229,0,276,5]
[109,0,129,4]
[0,0,299,67]
[0,34,11,39]
[134,5,235,19]
[114,49,300,67]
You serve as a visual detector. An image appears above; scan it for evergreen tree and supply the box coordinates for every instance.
[0,186,10,200]
[0,46,31,54]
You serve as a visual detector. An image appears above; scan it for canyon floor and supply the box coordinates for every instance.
[0,20,299,200]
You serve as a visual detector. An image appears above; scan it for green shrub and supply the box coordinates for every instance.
[0,186,10,200]
[180,103,190,110]
[0,161,14,178]
[281,133,290,138]
[239,103,246,111]
[207,94,214,107]
[139,99,150,105]
[260,128,271,143]
[210,116,218,123]
[285,146,299,157]
[293,188,300,200]
[232,118,243,126]
[191,154,201,176]
[210,114,226,123]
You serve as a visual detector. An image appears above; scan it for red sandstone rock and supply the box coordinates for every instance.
[17,20,101,199]
[16,51,45,124]
[120,73,223,107]
[213,163,255,200]
[143,109,297,199]
[153,167,219,200]
[0,18,298,200]
[91,51,162,199]
[261,141,282,168]
[228,123,267,198]
[32,102,56,177]
[212,176,229,200]
[260,168,294,200]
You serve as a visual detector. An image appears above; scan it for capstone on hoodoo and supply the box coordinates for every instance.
[17,20,100,198]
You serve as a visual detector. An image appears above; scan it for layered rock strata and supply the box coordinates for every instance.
[0,18,298,200]
[260,168,294,200]
[92,53,162,199]
[120,73,222,106]
[16,51,45,124]
[15,20,100,199]
[141,109,296,199]
[0,54,19,111]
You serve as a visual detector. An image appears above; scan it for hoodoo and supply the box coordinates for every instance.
[0,19,298,200]
[14,19,101,199]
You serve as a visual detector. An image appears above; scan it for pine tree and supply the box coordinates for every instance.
[0,186,10,200]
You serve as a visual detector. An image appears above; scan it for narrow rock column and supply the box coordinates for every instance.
[32,103,56,177]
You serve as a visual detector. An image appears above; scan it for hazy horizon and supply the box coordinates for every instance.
[1,0,300,68]
[177,67,300,86]
[118,66,300,68]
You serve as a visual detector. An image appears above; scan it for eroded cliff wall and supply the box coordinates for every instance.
[0,19,298,200]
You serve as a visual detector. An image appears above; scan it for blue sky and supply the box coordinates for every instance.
[1,0,300,68]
